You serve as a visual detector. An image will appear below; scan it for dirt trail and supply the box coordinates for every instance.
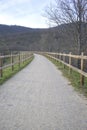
[0,54,87,130]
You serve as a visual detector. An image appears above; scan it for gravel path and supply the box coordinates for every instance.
[0,54,87,130]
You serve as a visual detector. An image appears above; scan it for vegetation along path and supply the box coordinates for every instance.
[0,54,87,130]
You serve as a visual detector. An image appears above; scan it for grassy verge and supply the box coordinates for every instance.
[47,56,87,97]
[0,56,34,85]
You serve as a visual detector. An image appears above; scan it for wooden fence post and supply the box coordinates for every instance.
[22,52,24,64]
[63,53,65,68]
[19,52,20,68]
[25,52,26,60]
[57,53,59,59]
[55,54,57,62]
[0,55,3,77]
[23,52,24,63]
[69,52,72,74]
[11,52,14,71]
[28,52,30,59]
[80,52,84,86]
[59,53,61,65]
[56,53,58,60]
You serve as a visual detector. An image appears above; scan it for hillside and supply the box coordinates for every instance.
[0,24,87,54]
[0,24,34,35]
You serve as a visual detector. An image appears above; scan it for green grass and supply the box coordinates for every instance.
[46,56,87,97]
[0,56,34,85]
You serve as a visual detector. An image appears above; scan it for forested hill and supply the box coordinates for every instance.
[0,24,47,51]
[0,24,41,35]
[0,24,87,54]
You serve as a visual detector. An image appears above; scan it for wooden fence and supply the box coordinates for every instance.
[42,52,87,86]
[0,51,33,77]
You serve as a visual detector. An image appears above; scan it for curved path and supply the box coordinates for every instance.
[0,54,87,130]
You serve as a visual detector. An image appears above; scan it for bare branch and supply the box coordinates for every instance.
[44,0,87,54]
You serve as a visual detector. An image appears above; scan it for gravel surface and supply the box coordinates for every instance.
[0,54,87,130]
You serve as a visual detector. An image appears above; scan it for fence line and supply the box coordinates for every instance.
[41,52,87,86]
[0,51,33,77]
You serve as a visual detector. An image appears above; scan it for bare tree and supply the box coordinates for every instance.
[44,0,87,54]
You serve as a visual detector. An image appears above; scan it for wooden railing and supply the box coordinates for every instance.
[41,52,87,86]
[0,51,33,77]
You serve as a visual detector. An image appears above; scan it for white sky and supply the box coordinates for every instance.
[0,0,54,28]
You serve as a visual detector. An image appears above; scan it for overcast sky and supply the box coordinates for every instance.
[0,0,54,28]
